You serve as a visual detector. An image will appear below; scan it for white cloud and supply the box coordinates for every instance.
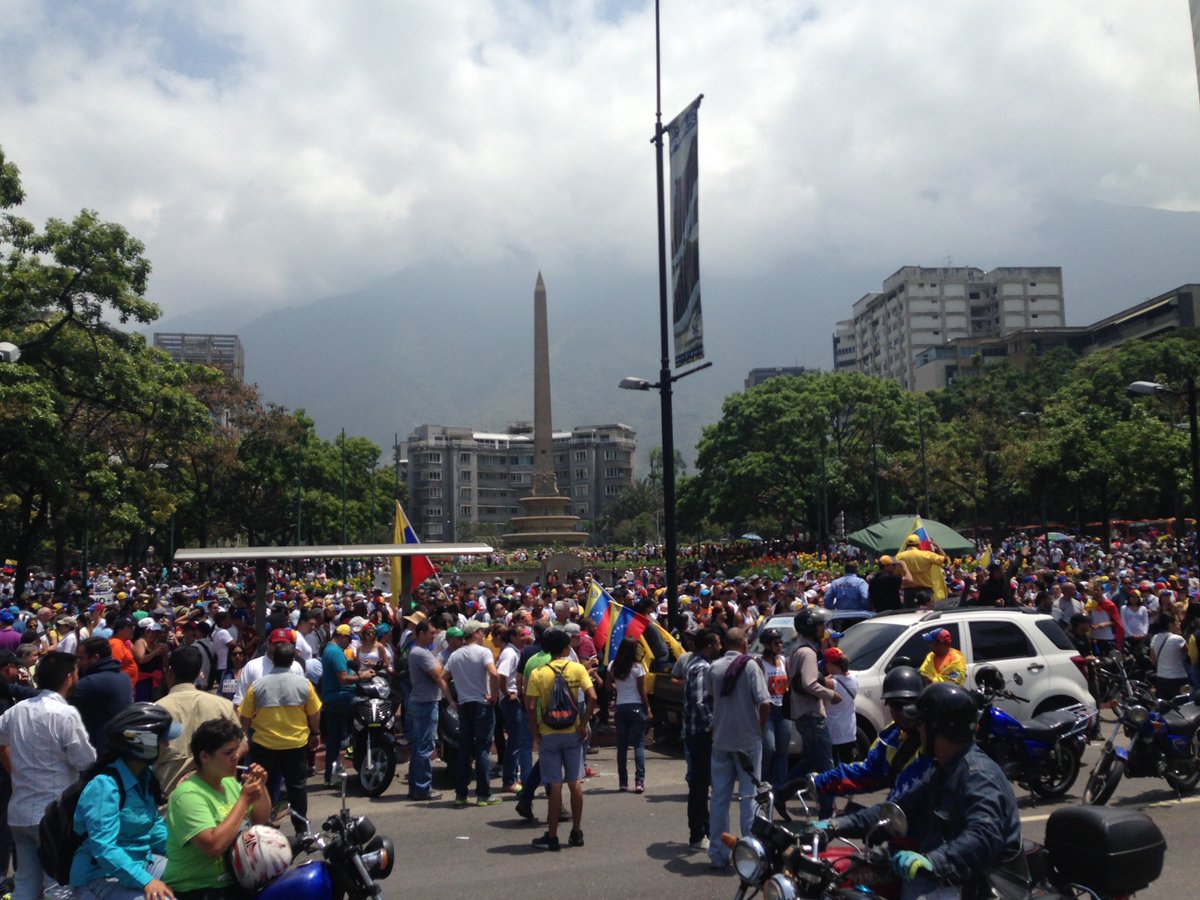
[1,0,1197,317]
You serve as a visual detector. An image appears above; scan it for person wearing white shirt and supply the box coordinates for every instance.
[233,637,305,706]
[0,651,96,899]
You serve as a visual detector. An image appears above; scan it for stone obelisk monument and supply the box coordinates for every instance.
[503,273,587,547]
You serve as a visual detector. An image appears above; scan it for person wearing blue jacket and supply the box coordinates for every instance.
[70,703,181,900]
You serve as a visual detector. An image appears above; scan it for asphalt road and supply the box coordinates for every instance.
[302,719,1195,899]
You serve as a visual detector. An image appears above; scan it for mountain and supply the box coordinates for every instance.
[144,197,1200,473]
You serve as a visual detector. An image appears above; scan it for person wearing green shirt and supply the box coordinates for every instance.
[164,718,270,899]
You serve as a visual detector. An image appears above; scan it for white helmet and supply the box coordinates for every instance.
[229,825,293,889]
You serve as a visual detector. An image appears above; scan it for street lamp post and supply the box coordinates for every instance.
[1129,378,1200,552]
[619,360,711,632]
[1018,411,1047,531]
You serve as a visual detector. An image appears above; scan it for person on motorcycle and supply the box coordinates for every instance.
[917,628,966,685]
[817,682,1022,900]
[810,665,931,812]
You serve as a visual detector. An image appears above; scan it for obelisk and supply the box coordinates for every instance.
[502,273,587,546]
[532,272,557,496]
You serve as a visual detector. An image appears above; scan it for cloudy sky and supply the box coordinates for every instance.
[3,1,1199,345]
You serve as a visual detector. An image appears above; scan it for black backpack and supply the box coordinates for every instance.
[39,766,127,885]
[541,661,580,730]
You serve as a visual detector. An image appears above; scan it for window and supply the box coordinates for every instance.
[573,484,589,497]
[460,505,472,517]
[422,487,442,500]
[423,470,441,481]
[459,470,472,482]
[459,453,471,465]
[421,451,442,464]
[426,506,443,518]
[574,468,588,479]
[458,488,472,500]
[969,621,1034,662]
[604,484,621,496]
[575,504,589,515]
[426,523,443,536]
[574,450,587,461]
[604,467,622,478]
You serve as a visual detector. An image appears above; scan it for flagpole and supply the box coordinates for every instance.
[652,0,680,635]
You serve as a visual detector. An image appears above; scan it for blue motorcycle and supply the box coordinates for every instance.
[972,665,1096,799]
[255,773,395,899]
[1083,651,1200,805]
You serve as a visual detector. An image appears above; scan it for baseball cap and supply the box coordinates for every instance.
[0,611,14,625]
[334,624,353,637]
[445,626,464,639]
[922,628,952,645]
[462,620,488,636]
[879,555,894,566]
[269,628,295,644]
[823,647,847,666]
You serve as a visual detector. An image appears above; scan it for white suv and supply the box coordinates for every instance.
[835,608,1093,749]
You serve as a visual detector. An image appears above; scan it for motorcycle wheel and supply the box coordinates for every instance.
[1165,733,1200,793]
[358,739,397,797]
[1029,743,1081,800]
[1082,751,1124,806]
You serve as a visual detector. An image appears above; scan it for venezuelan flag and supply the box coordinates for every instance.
[390,500,436,609]
[607,604,651,664]
[586,580,616,656]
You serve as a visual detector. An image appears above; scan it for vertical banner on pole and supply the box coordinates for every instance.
[667,95,704,367]
[1191,0,1200,107]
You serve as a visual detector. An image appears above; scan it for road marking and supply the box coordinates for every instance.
[1020,794,1200,824]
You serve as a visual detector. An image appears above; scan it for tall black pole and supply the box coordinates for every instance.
[1189,375,1199,557]
[654,0,679,633]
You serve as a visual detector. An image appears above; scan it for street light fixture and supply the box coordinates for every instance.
[1127,377,1199,549]
[618,359,712,631]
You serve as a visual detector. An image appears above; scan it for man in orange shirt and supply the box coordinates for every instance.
[109,616,140,687]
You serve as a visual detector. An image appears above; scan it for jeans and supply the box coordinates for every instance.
[75,854,167,899]
[455,701,496,801]
[251,743,309,827]
[499,697,524,786]
[761,705,792,787]
[787,714,834,818]
[708,746,759,867]
[516,710,541,806]
[614,703,647,786]
[11,823,51,900]
[407,699,439,797]
[320,694,354,783]
[685,732,713,844]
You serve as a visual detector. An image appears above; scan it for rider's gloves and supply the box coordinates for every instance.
[812,819,835,834]
[892,850,934,881]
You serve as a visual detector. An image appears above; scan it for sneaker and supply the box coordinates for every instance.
[515,800,535,821]
[454,796,469,808]
[407,791,442,801]
[568,829,585,847]
[690,837,710,851]
[584,767,598,779]
[501,783,521,793]
[532,832,561,851]
[634,779,645,794]
[618,783,629,792]
[476,797,502,807]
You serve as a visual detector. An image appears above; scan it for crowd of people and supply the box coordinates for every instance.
[0,525,1192,896]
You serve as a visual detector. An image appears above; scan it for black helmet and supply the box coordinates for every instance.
[759,628,783,646]
[881,666,924,704]
[908,682,979,745]
[793,606,832,639]
[105,702,182,761]
[973,664,1005,694]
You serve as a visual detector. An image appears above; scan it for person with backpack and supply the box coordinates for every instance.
[0,651,96,900]
[525,628,596,852]
[66,703,181,899]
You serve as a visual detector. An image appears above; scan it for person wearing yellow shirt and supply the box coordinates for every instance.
[896,536,949,607]
[918,629,967,686]
[238,629,322,833]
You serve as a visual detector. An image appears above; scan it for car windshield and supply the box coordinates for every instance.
[837,622,907,671]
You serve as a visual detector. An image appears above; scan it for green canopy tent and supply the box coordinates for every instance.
[846,516,975,558]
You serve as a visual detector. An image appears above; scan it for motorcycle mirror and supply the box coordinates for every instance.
[270,801,291,828]
[877,802,907,838]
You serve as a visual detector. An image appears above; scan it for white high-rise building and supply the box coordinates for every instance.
[835,266,1065,390]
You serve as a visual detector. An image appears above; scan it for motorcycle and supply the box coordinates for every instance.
[972,665,1095,800]
[1082,651,1200,805]
[257,773,396,900]
[723,752,900,900]
[351,676,397,796]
